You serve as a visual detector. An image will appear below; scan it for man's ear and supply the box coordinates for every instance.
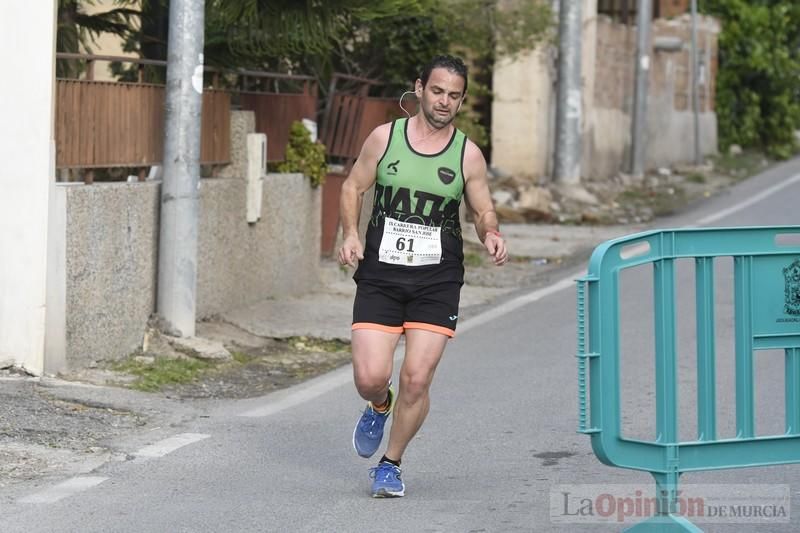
[415,79,423,97]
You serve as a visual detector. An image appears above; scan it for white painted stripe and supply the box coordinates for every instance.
[133,433,210,458]
[237,171,800,418]
[18,476,108,504]
[457,274,579,334]
[239,371,354,418]
[238,274,580,418]
[694,173,800,226]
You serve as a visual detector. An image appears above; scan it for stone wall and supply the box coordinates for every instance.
[198,174,321,317]
[62,182,160,372]
[491,6,720,180]
[587,14,720,174]
[659,0,690,19]
[47,173,321,371]
[491,47,557,179]
[593,15,718,113]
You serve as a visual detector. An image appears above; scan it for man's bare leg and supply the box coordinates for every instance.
[384,328,449,461]
[351,328,401,404]
[351,328,402,460]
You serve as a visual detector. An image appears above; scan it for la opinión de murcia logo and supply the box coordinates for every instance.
[784,259,800,316]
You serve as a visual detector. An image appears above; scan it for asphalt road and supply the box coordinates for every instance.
[3,157,800,533]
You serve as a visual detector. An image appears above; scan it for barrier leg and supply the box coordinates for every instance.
[623,472,703,532]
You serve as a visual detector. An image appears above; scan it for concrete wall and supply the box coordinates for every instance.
[587,15,719,176]
[491,47,556,179]
[217,111,256,180]
[581,0,599,178]
[659,0,690,19]
[0,2,57,374]
[49,174,321,370]
[646,101,718,170]
[62,183,160,371]
[491,5,720,180]
[584,108,631,180]
[198,174,322,317]
[491,0,597,181]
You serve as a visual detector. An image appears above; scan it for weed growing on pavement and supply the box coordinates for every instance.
[102,336,353,396]
[711,151,771,182]
[287,336,349,352]
[464,251,484,267]
[462,239,489,267]
[111,357,213,392]
[231,351,256,364]
[651,185,687,216]
[616,183,688,217]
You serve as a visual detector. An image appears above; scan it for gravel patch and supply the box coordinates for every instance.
[0,378,147,490]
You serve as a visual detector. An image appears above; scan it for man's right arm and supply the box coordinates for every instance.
[337,123,391,267]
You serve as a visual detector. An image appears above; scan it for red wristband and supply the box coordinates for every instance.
[486,230,502,239]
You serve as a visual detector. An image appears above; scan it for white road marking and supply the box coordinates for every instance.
[18,476,108,504]
[693,173,800,226]
[133,433,210,458]
[238,273,580,418]
[239,371,355,418]
[236,171,800,418]
[457,275,579,334]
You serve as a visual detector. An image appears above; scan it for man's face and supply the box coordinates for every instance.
[416,67,466,129]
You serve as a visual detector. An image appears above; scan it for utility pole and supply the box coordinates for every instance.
[157,0,205,337]
[629,0,653,177]
[690,0,702,165]
[553,0,583,186]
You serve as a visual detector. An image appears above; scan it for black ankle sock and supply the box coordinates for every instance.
[380,455,401,467]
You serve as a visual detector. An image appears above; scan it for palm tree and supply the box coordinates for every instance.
[57,0,141,78]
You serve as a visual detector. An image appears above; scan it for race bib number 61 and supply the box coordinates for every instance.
[378,217,442,266]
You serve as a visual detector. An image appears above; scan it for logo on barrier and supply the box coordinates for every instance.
[784,259,800,316]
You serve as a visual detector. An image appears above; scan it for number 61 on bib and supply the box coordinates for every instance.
[378,217,443,266]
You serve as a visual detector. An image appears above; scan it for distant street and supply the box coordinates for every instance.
[3,157,800,532]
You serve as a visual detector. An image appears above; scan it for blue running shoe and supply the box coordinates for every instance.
[352,386,394,458]
[370,461,404,498]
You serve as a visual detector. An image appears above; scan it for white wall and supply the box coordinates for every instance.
[0,2,57,373]
[491,48,554,179]
[491,0,598,181]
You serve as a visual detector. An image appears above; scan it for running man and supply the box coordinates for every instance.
[338,55,508,498]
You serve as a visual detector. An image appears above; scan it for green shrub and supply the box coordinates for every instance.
[702,1,800,158]
[278,121,328,187]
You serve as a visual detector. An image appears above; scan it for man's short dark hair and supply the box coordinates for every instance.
[420,55,468,95]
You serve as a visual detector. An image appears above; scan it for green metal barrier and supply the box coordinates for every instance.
[577,226,800,532]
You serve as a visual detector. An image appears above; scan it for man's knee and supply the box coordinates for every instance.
[353,367,391,398]
[399,369,433,402]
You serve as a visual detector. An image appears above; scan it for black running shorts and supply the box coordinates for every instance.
[352,279,462,337]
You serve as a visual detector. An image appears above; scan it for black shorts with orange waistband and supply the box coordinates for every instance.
[352,279,462,337]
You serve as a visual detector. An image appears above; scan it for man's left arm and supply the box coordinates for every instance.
[463,141,508,266]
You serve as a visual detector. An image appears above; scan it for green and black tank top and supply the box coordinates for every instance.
[354,118,468,285]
